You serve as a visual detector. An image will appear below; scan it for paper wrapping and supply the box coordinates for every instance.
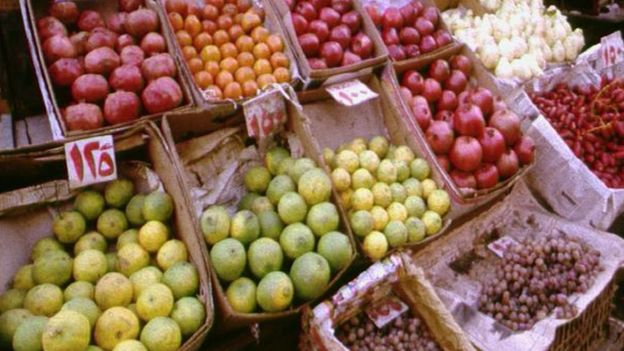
[303,252,475,351]
[411,181,624,351]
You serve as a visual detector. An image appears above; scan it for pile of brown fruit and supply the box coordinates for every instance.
[335,311,440,351]
[479,234,602,331]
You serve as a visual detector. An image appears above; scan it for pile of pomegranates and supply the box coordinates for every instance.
[285,0,376,69]
[530,78,624,189]
[364,1,451,61]
[38,0,184,131]
[399,55,535,190]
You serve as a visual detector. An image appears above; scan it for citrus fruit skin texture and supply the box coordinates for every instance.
[200,206,230,245]
[289,252,331,301]
[140,317,181,351]
[95,307,140,350]
[226,277,257,313]
[42,310,91,351]
[256,272,294,313]
[211,238,246,282]
[12,315,47,351]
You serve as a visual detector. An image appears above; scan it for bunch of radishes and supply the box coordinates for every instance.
[530,78,624,189]
[399,55,535,190]
[285,0,376,69]
[364,1,452,61]
[38,0,184,131]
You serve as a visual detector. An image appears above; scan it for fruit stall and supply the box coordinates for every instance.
[0,0,623,350]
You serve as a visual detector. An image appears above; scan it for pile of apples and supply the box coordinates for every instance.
[165,0,292,100]
[38,0,184,131]
[285,0,376,69]
[399,55,535,190]
[364,1,452,61]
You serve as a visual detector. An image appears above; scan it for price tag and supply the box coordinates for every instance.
[325,79,378,106]
[243,89,287,139]
[599,31,624,69]
[365,296,409,329]
[487,236,519,258]
[64,135,117,189]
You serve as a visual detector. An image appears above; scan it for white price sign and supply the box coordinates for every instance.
[243,89,287,139]
[599,31,624,69]
[487,236,519,258]
[65,135,117,189]
[325,79,378,106]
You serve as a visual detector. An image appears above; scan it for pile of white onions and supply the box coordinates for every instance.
[442,0,585,81]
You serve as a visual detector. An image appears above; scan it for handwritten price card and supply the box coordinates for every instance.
[326,79,378,106]
[598,31,624,69]
[65,135,117,189]
[243,89,287,139]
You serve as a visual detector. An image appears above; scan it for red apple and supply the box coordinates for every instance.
[351,33,374,58]
[309,20,330,42]
[422,78,442,103]
[320,41,344,67]
[296,2,318,22]
[342,51,362,65]
[331,0,352,14]
[450,169,477,189]
[428,59,450,81]
[419,35,437,53]
[453,103,485,137]
[382,7,403,29]
[475,164,499,189]
[341,11,361,34]
[402,70,424,95]
[292,13,309,35]
[415,17,434,36]
[319,7,341,28]
[382,27,400,46]
[299,33,320,56]
[445,69,468,94]
[400,27,420,45]
[365,5,382,26]
[388,45,406,61]
[422,7,439,26]
[437,90,457,111]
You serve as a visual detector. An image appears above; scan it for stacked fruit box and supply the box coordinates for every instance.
[160,101,357,331]
[0,121,213,351]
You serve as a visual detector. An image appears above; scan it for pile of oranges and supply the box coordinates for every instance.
[165,0,291,100]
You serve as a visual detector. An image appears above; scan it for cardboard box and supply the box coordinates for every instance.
[21,0,194,139]
[0,121,213,351]
[269,0,389,88]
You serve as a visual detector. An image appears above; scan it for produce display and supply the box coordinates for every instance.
[363,1,452,61]
[165,0,292,100]
[201,147,353,313]
[324,136,449,260]
[285,0,377,69]
[0,180,205,350]
[398,54,535,190]
[529,78,624,189]
[441,0,585,81]
[336,307,440,351]
[38,0,185,131]
[478,234,601,331]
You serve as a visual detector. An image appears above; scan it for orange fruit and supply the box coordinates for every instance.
[206,0,224,9]
[220,42,238,58]
[270,52,289,69]
[182,45,198,60]
[237,52,255,67]
[234,66,256,84]
[241,13,261,33]
[236,35,254,53]
[216,70,234,89]
[213,30,230,46]
[200,45,221,62]
[273,67,290,83]
[202,4,219,21]
[253,59,272,76]
[217,15,233,30]
[206,85,223,99]
[253,43,271,60]
[257,73,277,89]
[228,24,244,41]
[169,12,184,31]
[202,20,218,34]
[194,32,213,51]
[184,15,202,37]
[220,57,239,73]
[187,57,204,73]
[204,61,220,76]
[222,3,238,16]
[234,13,243,25]
[242,80,259,97]
[176,30,192,47]
[224,82,243,99]
[237,0,252,13]
[195,71,213,89]
[266,35,284,53]
[251,26,269,43]
[248,7,265,22]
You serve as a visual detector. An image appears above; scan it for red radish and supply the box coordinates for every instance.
[489,110,521,145]
[450,136,483,172]
[426,121,455,154]
[450,55,472,75]
[479,127,506,163]
[453,103,485,137]
[437,90,457,111]
[445,70,468,94]
[514,136,535,165]
[496,149,519,179]
[450,169,477,189]
[422,78,442,103]
[475,164,499,189]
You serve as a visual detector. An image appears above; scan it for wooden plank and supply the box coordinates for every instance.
[14,119,28,147]
[0,113,13,150]
[24,114,52,145]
